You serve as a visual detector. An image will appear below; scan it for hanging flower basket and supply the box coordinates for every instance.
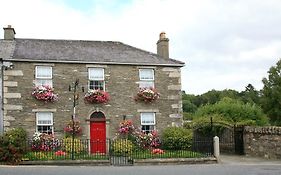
[84,89,110,104]
[31,85,58,102]
[118,120,135,135]
[64,120,82,138]
[135,87,160,103]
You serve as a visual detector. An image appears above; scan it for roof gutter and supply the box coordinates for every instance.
[3,58,185,67]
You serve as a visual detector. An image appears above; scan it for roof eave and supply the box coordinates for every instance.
[3,58,185,67]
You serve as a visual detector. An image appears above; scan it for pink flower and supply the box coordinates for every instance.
[84,90,110,104]
[32,85,58,102]
[135,87,160,103]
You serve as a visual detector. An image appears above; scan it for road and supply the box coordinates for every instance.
[1,163,281,175]
[1,155,281,175]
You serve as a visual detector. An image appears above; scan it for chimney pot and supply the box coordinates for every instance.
[3,25,16,40]
[160,32,166,39]
[157,32,169,59]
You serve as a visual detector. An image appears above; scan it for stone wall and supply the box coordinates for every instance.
[3,61,183,138]
[244,126,281,159]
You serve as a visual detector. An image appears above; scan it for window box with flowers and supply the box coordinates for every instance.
[135,87,160,103]
[84,89,110,104]
[31,85,58,102]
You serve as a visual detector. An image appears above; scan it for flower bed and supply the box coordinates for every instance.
[135,87,160,103]
[84,89,110,104]
[31,85,58,102]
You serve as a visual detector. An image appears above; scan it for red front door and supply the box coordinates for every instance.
[90,122,106,153]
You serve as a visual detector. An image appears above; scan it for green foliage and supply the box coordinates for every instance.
[62,138,84,154]
[194,97,268,126]
[261,59,281,126]
[162,127,193,150]
[182,100,197,113]
[240,84,260,104]
[183,112,193,121]
[112,139,133,155]
[5,128,27,146]
[23,151,49,161]
[0,128,28,164]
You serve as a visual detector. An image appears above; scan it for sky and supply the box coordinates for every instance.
[0,0,280,95]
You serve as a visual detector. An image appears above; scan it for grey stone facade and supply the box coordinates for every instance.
[244,126,281,159]
[3,63,183,139]
[0,26,185,138]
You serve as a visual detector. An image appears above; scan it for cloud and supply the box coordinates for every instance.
[1,0,281,94]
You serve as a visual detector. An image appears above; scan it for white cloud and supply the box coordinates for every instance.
[1,0,281,94]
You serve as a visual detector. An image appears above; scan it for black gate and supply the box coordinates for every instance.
[234,126,244,155]
[192,121,245,155]
[110,139,134,166]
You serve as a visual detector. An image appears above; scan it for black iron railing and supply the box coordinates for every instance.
[9,138,214,162]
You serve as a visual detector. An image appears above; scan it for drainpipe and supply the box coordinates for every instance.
[0,58,3,134]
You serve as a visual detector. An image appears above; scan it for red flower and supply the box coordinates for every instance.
[55,150,66,156]
[152,148,165,154]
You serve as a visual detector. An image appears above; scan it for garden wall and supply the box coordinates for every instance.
[244,126,281,159]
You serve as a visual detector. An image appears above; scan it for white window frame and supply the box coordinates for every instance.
[35,66,53,87]
[141,112,156,125]
[140,112,156,134]
[36,112,53,134]
[139,69,155,88]
[88,67,105,90]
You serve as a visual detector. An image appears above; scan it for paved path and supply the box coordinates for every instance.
[220,154,281,165]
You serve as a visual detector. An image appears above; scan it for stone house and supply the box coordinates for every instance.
[0,25,184,152]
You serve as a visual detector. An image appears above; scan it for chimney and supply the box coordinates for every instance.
[157,32,169,59]
[3,25,16,40]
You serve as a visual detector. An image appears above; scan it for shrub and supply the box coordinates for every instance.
[62,138,84,154]
[31,133,60,151]
[162,127,193,150]
[112,139,133,155]
[0,128,27,164]
[134,130,161,149]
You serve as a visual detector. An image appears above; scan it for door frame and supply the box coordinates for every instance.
[88,111,107,154]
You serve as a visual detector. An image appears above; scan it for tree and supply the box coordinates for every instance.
[194,97,268,126]
[240,84,260,104]
[261,59,281,126]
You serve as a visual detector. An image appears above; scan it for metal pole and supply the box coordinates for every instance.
[210,116,213,136]
[71,79,79,160]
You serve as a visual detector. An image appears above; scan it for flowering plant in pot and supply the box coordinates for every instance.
[135,87,160,103]
[31,85,58,102]
[84,89,110,104]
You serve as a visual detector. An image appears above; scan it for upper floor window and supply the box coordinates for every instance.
[139,69,154,88]
[35,66,53,87]
[88,68,105,90]
[36,112,53,135]
[141,112,155,134]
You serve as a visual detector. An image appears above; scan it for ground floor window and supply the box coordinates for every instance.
[141,112,155,134]
[36,112,53,134]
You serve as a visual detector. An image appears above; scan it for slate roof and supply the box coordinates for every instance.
[0,38,184,67]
